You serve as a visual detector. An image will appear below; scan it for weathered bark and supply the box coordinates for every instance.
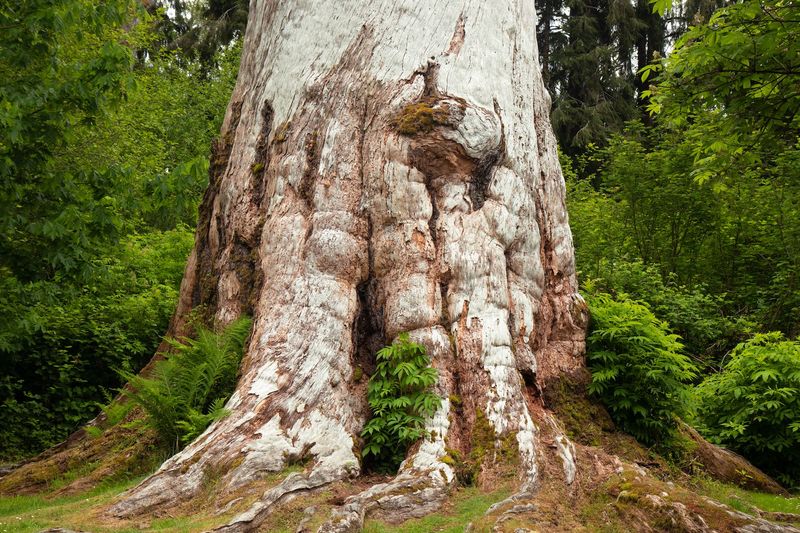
[103,0,586,529]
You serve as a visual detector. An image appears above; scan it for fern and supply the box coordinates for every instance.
[362,333,442,471]
[119,316,252,452]
[585,293,697,446]
[175,397,230,444]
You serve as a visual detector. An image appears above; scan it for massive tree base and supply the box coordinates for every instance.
[2,373,796,532]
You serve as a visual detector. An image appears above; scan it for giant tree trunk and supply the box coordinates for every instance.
[110,0,587,529]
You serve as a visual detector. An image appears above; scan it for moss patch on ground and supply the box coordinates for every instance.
[0,478,144,533]
[543,371,662,468]
[0,416,166,497]
[0,476,240,532]
[589,468,800,532]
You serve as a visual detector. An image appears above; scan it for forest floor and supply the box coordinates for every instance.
[1,467,798,532]
[2,376,798,532]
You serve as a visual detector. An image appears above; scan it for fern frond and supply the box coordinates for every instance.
[115,316,252,453]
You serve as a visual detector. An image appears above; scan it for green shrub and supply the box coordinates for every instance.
[361,333,442,471]
[0,229,193,461]
[584,260,756,365]
[586,292,697,446]
[120,316,252,452]
[694,333,800,488]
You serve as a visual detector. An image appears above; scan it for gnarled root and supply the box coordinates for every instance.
[321,394,456,532]
[213,467,345,533]
[320,464,452,532]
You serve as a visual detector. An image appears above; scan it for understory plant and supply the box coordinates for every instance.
[119,316,252,452]
[585,292,697,446]
[361,333,442,471]
[695,333,800,488]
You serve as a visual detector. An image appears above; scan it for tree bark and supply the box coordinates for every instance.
[109,0,588,529]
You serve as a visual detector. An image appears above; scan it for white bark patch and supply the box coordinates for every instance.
[556,434,577,485]
[289,411,359,476]
[441,105,502,160]
[248,360,280,397]
[235,415,295,479]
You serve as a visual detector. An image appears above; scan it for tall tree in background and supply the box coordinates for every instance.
[145,0,248,67]
[537,0,669,151]
[633,0,665,124]
[539,0,730,146]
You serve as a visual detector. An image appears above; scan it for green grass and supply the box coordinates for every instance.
[48,461,102,491]
[5,474,492,533]
[3,471,797,532]
[0,462,313,533]
[362,486,511,533]
[695,477,800,516]
[0,478,143,533]
[0,476,236,533]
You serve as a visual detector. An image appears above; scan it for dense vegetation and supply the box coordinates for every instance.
[0,0,238,459]
[1,0,798,493]
[566,0,800,488]
[695,333,800,488]
[116,316,252,452]
[585,292,696,446]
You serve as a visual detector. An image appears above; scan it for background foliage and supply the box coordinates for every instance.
[0,0,239,460]
[560,0,799,485]
[585,292,697,445]
[695,333,800,488]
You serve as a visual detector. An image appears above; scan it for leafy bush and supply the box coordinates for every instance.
[0,229,193,460]
[1,0,138,282]
[120,317,252,452]
[361,334,442,471]
[585,260,756,365]
[0,4,239,461]
[585,292,697,446]
[694,333,800,488]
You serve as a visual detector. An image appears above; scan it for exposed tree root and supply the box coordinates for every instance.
[212,469,342,532]
[0,421,160,496]
[468,437,798,533]
[320,465,452,532]
[680,423,786,495]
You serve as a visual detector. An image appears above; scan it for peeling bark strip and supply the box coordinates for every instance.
[109,1,588,529]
